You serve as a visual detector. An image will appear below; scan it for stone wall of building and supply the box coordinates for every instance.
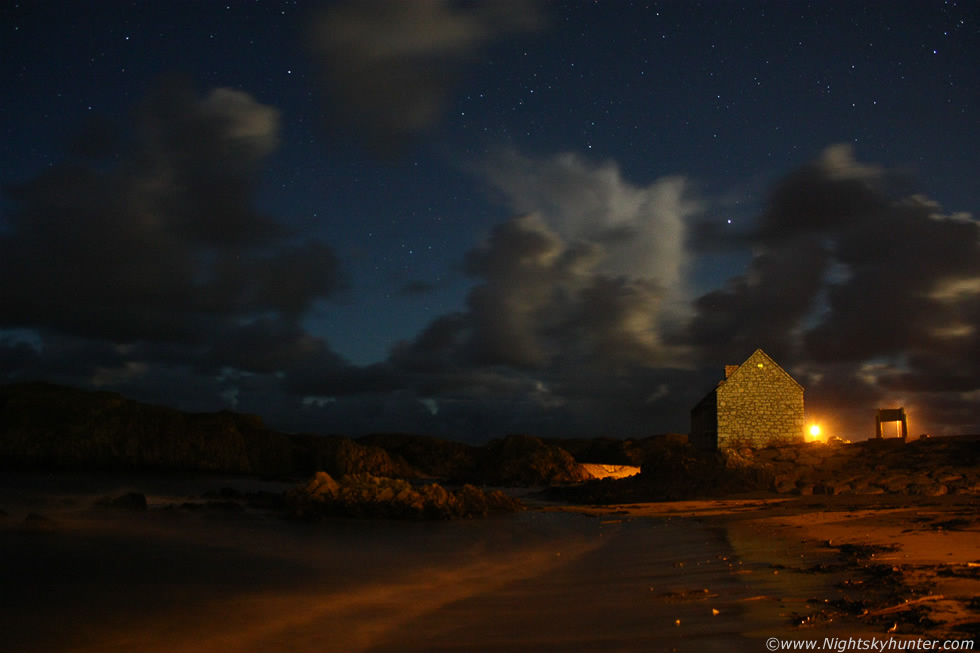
[715,350,805,450]
[690,390,719,450]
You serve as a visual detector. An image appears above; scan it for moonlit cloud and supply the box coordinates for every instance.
[391,211,680,374]
[481,150,698,291]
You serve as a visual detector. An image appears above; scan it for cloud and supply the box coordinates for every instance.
[374,201,702,437]
[0,80,347,403]
[684,237,832,363]
[392,212,679,375]
[307,0,542,151]
[4,130,976,440]
[684,144,980,436]
[481,150,697,289]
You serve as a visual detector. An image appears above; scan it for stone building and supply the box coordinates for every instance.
[690,349,805,450]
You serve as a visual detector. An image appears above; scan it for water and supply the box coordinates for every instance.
[0,474,849,652]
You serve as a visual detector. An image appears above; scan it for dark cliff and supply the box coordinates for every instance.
[0,382,407,478]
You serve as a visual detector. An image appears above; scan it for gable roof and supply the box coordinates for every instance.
[691,348,804,413]
[722,348,803,391]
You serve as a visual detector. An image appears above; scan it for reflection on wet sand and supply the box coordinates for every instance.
[0,476,883,652]
[89,530,600,652]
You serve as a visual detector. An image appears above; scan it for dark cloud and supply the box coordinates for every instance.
[307,0,542,152]
[1,81,342,340]
[683,237,831,363]
[684,145,980,437]
[309,146,976,439]
[4,132,976,440]
[806,200,979,364]
[0,81,347,407]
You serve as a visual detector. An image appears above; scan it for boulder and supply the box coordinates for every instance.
[305,471,340,498]
[539,436,643,466]
[96,491,147,511]
[467,435,590,486]
[291,434,416,480]
[289,472,521,520]
[754,448,781,462]
[357,433,477,479]
[908,483,948,497]
[774,478,798,494]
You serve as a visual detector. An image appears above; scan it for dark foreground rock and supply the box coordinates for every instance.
[464,434,591,486]
[546,438,771,504]
[0,382,411,480]
[291,434,415,479]
[358,433,590,486]
[96,491,148,511]
[1,383,591,487]
[539,433,689,467]
[548,435,980,504]
[357,433,478,479]
[0,382,288,475]
[289,471,522,520]
[725,435,980,496]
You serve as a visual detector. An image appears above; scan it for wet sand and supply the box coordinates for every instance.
[1,475,976,651]
[550,494,980,642]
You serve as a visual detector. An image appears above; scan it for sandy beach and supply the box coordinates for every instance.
[1,474,977,651]
[549,494,980,644]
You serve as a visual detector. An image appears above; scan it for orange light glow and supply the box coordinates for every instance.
[808,424,822,442]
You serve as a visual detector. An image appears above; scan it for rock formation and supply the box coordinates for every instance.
[726,435,980,496]
[0,382,283,474]
[0,382,409,480]
[465,434,591,486]
[289,471,521,520]
[357,433,477,479]
[359,433,590,486]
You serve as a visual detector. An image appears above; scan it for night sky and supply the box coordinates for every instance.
[2,0,978,442]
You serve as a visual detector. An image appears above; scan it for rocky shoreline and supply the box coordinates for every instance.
[288,471,521,520]
[3,381,979,516]
[726,435,980,497]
